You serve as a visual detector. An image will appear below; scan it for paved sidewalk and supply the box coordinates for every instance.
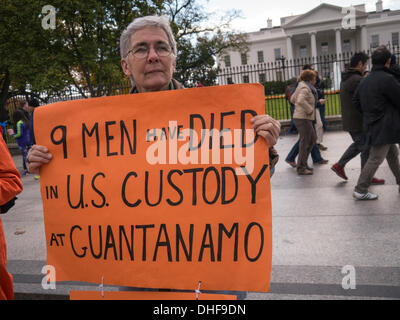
[3,131,400,299]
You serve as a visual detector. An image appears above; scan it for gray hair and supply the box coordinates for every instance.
[120,15,177,59]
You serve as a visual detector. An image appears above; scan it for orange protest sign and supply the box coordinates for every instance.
[35,84,272,292]
[69,290,237,300]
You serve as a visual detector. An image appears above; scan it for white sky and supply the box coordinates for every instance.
[202,0,400,32]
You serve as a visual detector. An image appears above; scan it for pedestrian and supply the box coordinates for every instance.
[284,78,297,135]
[24,99,40,180]
[290,69,318,175]
[285,67,328,168]
[331,52,385,185]
[7,110,32,176]
[18,100,31,121]
[0,126,23,300]
[302,65,328,150]
[353,46,400,200]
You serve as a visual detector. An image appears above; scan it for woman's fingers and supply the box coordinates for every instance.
[27,145,52,174]
[251,115,281,146]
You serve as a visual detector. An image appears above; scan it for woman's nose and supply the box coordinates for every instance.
[147,46,159,63]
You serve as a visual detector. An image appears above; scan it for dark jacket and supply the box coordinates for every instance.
[389,64,400,83]
[353,65,400,145]
[314,76,325,109]
[340,68,363,132]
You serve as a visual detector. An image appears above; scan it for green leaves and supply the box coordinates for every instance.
[0,0,247,121]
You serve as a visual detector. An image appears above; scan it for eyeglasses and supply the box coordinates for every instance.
[126,43,173,59]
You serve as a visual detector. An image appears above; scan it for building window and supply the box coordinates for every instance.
[259,73,266,83]
[243,75,249,83]
[300,45,307,58]
[274,48,282,60]
[227,77,233,84]
[392,32,399,47]
[343,39,351,52]
[241,53,247,65]
[257,51,264,63]
[321,42,329,55]
[276,71,283,81]
[371,35,379,48]
[224,55,231,68]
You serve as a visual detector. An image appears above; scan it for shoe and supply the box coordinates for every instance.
[371,177,385,185]
[314,159,328,165]
[285,160,297,168]
[331,163,348,180]
[353,191,378,200]
[306,166,314,171]
[318,144,328,151]
[297,168,313,175]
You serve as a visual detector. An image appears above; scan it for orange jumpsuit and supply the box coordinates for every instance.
[0,128,23,300]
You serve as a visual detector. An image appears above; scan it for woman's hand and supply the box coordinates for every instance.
[27,145,52,174]
[251,115,281,147]
[7,129,14,136]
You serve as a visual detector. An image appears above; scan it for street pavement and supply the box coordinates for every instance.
[2,130,400,300]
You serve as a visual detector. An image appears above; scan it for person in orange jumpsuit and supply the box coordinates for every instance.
[0,127,23,300]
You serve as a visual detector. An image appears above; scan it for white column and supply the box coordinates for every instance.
[361,25,368,52]
[286,35,294,78]
[335,28,342,58]
[310,31,318,70]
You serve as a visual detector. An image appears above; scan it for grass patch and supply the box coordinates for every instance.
[265,93,341,120]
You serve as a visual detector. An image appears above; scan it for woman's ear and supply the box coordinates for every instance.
[121,58,132,76]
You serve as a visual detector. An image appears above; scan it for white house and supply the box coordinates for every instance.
[218,1,400,85]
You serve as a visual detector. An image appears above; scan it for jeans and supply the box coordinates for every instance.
[337,131,369,169]
[286,141,324,163]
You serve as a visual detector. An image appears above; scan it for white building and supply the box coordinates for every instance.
[218,1,400,85]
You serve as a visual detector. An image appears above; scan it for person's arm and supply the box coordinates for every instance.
[0,129,23,211]
[12,121,23,139]
[384,76,400,110]
[352,82,362,114]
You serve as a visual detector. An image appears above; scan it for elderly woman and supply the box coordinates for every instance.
[27,15,280,176]
[290,69,318,175]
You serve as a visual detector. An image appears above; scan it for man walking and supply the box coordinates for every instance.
[331,52,384,184]
[353,46,400,200]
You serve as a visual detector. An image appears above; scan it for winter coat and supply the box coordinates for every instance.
[389,64,400,83]
[0,127,23,300]
[12,120,31,148]
[340,68,364,132]
[291,81,316,121]
[353,65,400,145]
